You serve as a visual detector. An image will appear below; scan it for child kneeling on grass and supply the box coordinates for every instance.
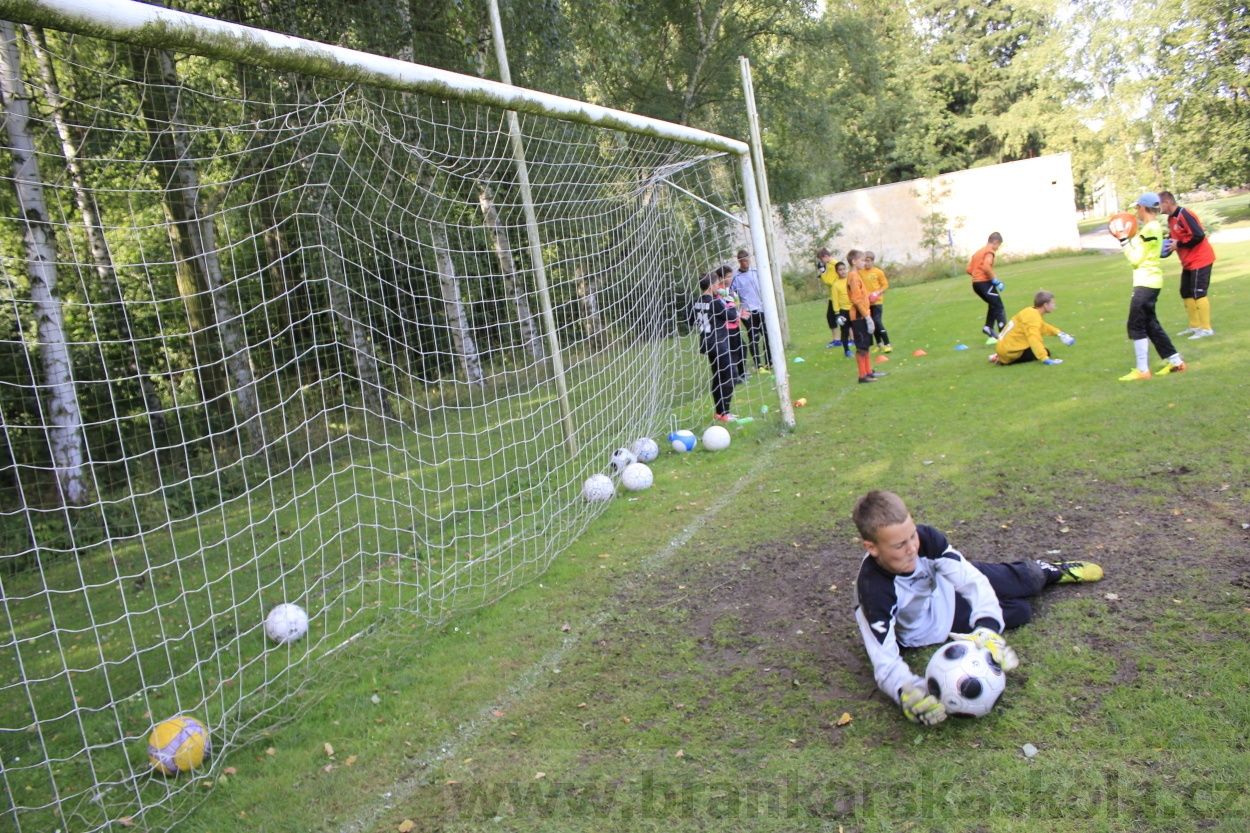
[990,290,1075,366]
[851,490,1103,725]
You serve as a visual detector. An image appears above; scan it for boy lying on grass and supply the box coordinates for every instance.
[851,490,1103,725]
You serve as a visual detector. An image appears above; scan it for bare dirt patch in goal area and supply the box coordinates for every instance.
[660,488,1250,704]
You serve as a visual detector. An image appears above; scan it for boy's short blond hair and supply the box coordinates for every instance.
[852,490,909,542]
[1034,290,1054,307]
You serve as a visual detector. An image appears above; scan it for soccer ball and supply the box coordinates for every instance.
[701,425,731,452]
[629,437,659,463]
[148,715,210,776]
[608,447,637,476]
[620,462,653,491]
[265,603,309,644]
[1107,211,1138,241]
[583,473,615,502]
[924,639,1006,718]
[668,430,697,453]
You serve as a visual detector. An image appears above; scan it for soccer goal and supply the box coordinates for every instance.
[0,0,792,829]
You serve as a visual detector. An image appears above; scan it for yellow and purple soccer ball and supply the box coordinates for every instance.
[148,715,210,776]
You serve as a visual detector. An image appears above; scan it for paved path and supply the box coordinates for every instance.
[1080,223,1250,252]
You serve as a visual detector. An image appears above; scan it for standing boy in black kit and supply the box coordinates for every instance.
[692,269,739,421]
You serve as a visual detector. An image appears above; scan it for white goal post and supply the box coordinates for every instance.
[0,0,793,427]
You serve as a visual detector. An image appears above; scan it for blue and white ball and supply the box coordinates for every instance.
[924,639,1006,718]
[264,603,308,644]
[629,437,659,463]
[668,430,697,453]
[583,473,615,502]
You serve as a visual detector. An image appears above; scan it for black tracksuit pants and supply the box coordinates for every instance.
[952,560,1055,631]
[972,281,1006,333]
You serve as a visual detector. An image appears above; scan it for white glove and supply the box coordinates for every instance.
[949,627,1019,671]
[900,680,946,726]
[1059,332,1075,346]
[836,315,847,327]
[865,317,876,335]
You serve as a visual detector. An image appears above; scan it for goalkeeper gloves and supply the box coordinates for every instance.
[1058,332,1075,346]
[949,627,1020,671]
[991,279,1005,292]
[865,317,876,335]
[836,315,847,327]
[1161,239,1176,257]
[1043,358,1063,365]
[900,681,947,726]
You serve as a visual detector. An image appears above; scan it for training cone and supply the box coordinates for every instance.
[875,355,889,363]
[912,349,927,357]
[793,356,805,363]
[954,344,969,351]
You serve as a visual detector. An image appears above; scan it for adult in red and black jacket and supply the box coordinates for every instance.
[1159,191,1216,338]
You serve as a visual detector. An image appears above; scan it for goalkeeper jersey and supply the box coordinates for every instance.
[861,267,889,301]
[854,525,1004,704]
[997,306,1061,362]
[1123,218,1164,288]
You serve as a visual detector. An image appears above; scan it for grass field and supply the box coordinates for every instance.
[50,243,1250,832]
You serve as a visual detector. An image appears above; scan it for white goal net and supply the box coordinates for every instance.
[0,2,789,830]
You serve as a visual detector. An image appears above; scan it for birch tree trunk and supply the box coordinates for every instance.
[314,190,392,417]
[0,21,89,506]
[130,47,265,455]
[26,26,168,439]
[420,168,485,389]
[576,264,606,347]
[477,183,544,362]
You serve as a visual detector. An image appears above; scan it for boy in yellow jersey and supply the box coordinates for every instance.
[989,290,1075,365]
[817,248,852,352]
[861,252,892,353]
[1110,193,1185,380]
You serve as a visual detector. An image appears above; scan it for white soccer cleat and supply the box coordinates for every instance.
[1176,326,1196,336]
[1188,329,1214,339]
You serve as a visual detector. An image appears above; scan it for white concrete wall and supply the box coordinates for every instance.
[774,154,1081,269]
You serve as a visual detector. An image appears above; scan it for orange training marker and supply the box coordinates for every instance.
[876,355,889,363]
[912,349,927,357]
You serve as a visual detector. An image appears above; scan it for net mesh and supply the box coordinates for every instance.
[0,23,778,831]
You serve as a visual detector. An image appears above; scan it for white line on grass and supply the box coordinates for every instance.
[334,446,777,833]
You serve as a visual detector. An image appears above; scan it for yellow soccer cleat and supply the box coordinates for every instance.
[1156,361,1186,375]
[1050,561,1104,584]
[1118,369,1151,381]
[881,344,893,353]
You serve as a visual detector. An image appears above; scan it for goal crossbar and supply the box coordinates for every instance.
[0,0,747,155]
[0,0,794,427]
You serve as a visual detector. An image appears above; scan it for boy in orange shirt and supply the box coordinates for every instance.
[861,251,892,353]
[967,233,1005,342]
[847,250,885,384]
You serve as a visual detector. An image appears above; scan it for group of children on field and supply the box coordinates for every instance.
[691,250,773,422]
[817,248,892,383]
[682,196,1230,722]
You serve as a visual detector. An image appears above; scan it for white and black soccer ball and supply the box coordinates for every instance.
[583,473,615,502]
[629,437,659,464]
[608,447,637,476]
[620,462,653,492]
[264,603,308,644]
[924,639,1006,718]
